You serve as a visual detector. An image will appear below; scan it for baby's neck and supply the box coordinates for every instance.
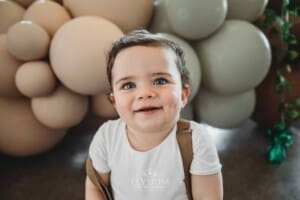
[126,126,173,152]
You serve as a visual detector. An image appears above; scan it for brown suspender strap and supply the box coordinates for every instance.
[176,119,193,200]
[86,157,113,200]
[86,119,193,200]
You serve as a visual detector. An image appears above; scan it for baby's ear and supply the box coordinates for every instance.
[107,93,115,105]
[181,85,190,107]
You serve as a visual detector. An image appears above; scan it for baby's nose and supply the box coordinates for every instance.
[137,85,156,99]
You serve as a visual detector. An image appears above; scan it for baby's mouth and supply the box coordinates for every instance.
[135,106,163,113]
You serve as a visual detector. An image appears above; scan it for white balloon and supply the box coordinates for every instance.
[194,20,271,95]
[194,88,256,129]
[227,0,269,22]
[166,0,227,40]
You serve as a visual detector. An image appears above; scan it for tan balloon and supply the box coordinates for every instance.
[148,0,172,34]
[31,86,89,129]
[0,34,23,97]
[15,61,57,97]
[227,0,269,22]
[50,16,123,95]
[7,21,50,61]
[194,88,256,129]
[0,97,66,157]
[23,0,71,36]
[194,20,271,95]
[91,93,118,119]
[166,0,227,40]
[156,33,201,101]
[63,0,153,33]
[0,0,25,34]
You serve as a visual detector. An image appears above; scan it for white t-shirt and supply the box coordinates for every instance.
[89,118,222,200]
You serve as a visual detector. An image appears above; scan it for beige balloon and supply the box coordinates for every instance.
[91,93,118,119]
[0,97,66,157]
[194,88,256,129]
[166,0,228,40]
[148,0,173,34]
[15,61,57,97]
[50,16,123,95]
[13,0,35,7]
[63,0,153,33]
[23,0,71,36]
[156,33,201,101]
[31,86,89,129]
[194,20,271,95]
[7,21,50,61]
[0,34,23,97]
[227,0,269,22]
[0,0,25,34]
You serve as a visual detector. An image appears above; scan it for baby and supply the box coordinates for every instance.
[85,30,223,200]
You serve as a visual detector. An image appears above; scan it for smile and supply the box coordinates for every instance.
[134,106,163,113]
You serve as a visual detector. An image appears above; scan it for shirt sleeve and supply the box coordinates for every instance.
[89,123,111,173]
[190,123,222,175]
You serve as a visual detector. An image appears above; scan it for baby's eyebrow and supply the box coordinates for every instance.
[152,72,172,78]
[114,76,134,85]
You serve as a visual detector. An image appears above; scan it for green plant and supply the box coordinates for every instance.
[260,0,300,163]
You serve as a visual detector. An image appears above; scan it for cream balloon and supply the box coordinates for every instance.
[156,33,201,101]
[23,0,71,36]
[0,97,66,157]
[31,86,89,129]
[63,0,153,33]
[0,0,25,34]
[91,93,118,119]
[15,61,57,97]
[194,20,271,95]
[0,34,23,97]
[7,21,50,61]
[227,0,269,22]
[194,88,256,129]
[50,16,123,95]
[148,0,172,34]
[166,0,227,40]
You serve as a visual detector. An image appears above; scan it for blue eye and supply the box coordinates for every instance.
[154,77,168,85]
[121,82,136,90]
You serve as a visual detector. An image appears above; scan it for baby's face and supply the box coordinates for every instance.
[111,45,189,134]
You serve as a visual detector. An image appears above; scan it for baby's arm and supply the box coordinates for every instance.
[85,172,111,200]
[191,172,223,200]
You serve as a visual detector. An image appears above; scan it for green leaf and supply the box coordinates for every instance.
[293,97,300,107]
[288,50,299,60]
[287,109,300,119]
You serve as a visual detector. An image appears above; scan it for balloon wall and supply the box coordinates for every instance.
[0,0,271,156]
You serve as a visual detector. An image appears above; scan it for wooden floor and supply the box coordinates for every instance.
[1,117,299,200]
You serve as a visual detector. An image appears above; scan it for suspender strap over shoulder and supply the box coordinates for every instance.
[176,119,193,200]
[86,119,193,200]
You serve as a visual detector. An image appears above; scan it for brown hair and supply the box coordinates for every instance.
[106,29,190,90]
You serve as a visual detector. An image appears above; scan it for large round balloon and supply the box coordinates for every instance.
[0,97,66,157]
[15,61,57,97]
[180,103,194,120]
[0,0,25,34]
[166,0,227,40]
[31,86,89,129]
[91,93,118,119]
[148,0,172,34]
[63,0,153,33]
[50,16,123,95]
[156,33,201,101]
[7,21,50,61]
[227,0,269,22]
[194,88,256,129]
[194,20,271,95]
[0,34,23,97]
[23,0,71,36]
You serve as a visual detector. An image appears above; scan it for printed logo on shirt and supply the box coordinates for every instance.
[130,168,169,190]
